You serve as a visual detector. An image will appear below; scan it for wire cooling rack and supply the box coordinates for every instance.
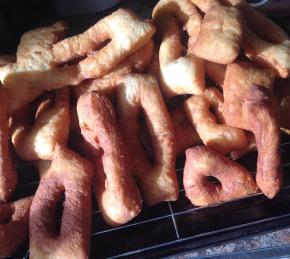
[7,133,290,259]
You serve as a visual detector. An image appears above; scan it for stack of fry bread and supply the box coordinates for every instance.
[0,0,290,257]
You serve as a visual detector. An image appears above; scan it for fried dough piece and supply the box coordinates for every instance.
[223,0,289,43]
[0,87,17,202]
[0,197,33,257]
[243,25,290,78]
[53,9,155,79]
[184,146,258,206]
[29,145,92,259]
[152,0,204,98]
[2,10,155,113]
[0,22,80,114]
[184,87,248,154]
[117,74,179,205]
[223,62,281,198]
[73,39,154,99]
[12,88,70,161]
[153,0,202,43]
[190,5,243,64]
[170,107,202,155]
[77,92,141,226]
[205,61,226,86]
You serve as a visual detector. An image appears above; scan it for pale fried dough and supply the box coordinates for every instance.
[73,39,154,99]
[153,0,204,98]
[12,88,70,161]
[190,5,243,64]
[53,9,155,79]
[184,87,248,154]
[243,25,290,78]
[117,74,179,205]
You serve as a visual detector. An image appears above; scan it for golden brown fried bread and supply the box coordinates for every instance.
[223,62,281,198]
[223,0,289,43]
[0,87,17,202]
[73,39,154,99]
[117,74,179,205]
[153,0,202,43]
[184,87,248,154]
[0,197,33,257]
[0,22,80,114]
[184,146,258,206]
[190,5,243,64]
[53,9,155,79]
[153,0,204,98]
[77,92,142,226]
[170,107,202,155]
[29,145,93,259]
[12,88,70,161]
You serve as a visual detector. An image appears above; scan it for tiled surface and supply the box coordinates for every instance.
[170,228,290,258]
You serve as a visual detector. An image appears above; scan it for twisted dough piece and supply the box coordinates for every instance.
[12,88,70,161]
[184,87,248,154]
[77,92,142,226]
[30,145,93,259]
[170,107,202,155]
[73,39,154,99]
[223,62,281,198]
[193,0,290,43]
[152,0,204,98]
[117,74,178,205]
[0,87,17,202]
[0,22,80,114]
[189,4,243,64]
[53,9,155,79]
[0,196,33,257]
[184,146,258,206]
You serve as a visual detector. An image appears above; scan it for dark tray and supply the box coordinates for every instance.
[7,133,290,259]
[3,1,290,258]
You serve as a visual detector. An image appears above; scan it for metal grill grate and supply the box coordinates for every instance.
[6,133,290,259]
